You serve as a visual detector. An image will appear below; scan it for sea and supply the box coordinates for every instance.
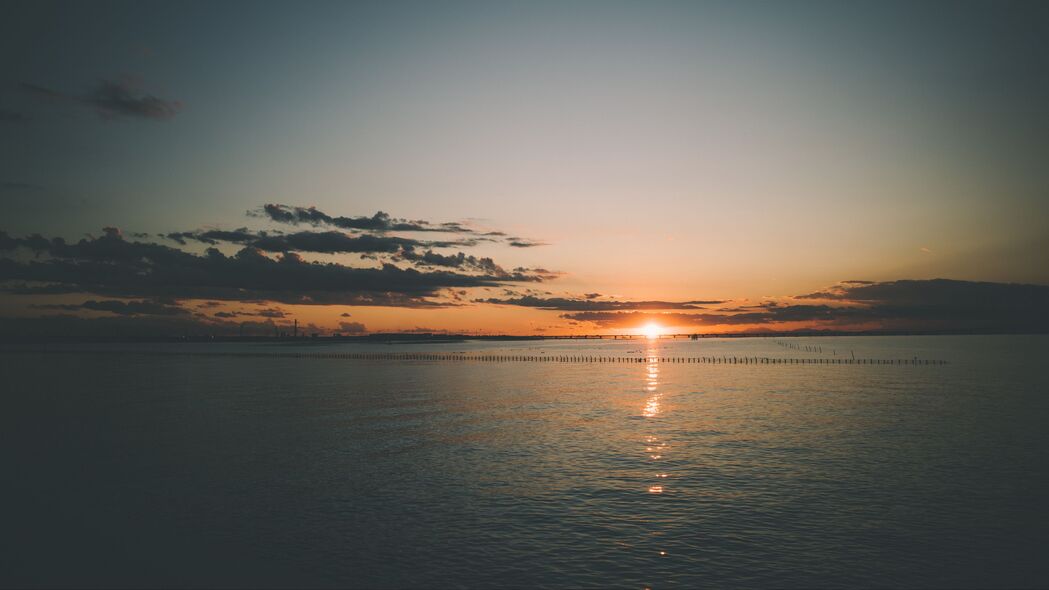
[2,335,1047,588]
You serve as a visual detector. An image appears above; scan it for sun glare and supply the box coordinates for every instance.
[642,322,663,339]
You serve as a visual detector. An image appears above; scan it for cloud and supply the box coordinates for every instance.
[212,306,288,319]
[164,228,260,245]
[478,295,723,311]
[260,204,331,225]
[338,321,366,334]
[21,77,182,121]
[795,278,1046,306]
[33,298,188,316]
[397,248,513,276]
[84,79,182,120]
[560,307,870,329]
[164,225,499,256]
[507,238,548,248]
[260,205,458,233]
[563,279,1049,333]
[251,231,418,254]
[0,228,551,307]
[212,306,287,319]
[398,249,472,268]
[161,224,549,277]
[384,326,455,335]
[165,227,422,253]
[0,313,305,342]
[257,204,545,245]
[512,267,564,281]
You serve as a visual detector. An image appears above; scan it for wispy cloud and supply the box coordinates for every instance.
[507,238,548,248]
[21,77,182,121]
[256,204,546,246]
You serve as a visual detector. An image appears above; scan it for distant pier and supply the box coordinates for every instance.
[8,349,950,365]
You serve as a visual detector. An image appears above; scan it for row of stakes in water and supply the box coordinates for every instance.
[142,350,948,365]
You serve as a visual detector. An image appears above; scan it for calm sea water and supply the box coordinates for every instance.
[2,335,1048,588]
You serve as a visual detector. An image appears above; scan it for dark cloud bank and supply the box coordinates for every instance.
[558,279,1049,334]
[0,230,545,307]
[0,204,559,339]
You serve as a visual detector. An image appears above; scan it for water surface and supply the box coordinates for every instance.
[2,335,1047,588]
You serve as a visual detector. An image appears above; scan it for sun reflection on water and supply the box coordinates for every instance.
[643,357,661,418]
[640,340,672,561]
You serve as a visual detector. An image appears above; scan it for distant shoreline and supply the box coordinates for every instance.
[1,330,1046,345]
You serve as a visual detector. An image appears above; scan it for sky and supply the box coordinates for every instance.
[1,0,1048,337]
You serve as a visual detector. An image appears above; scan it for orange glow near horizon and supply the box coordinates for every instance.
[89,298,891,337]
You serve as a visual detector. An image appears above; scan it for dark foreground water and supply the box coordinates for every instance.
[2,335,1048,588]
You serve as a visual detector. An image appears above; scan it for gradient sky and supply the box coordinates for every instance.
[2,1,1048,336]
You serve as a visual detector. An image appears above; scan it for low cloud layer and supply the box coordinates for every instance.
[0,221,551,309]
[33,298,188,316]
[0,199,563,338]
[562,279,1049,333]
[0,313,322,342]
[478,295,724,311]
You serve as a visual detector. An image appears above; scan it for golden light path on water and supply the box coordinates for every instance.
[642,339,671,567]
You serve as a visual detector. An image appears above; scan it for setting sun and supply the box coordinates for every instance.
[642,322,663,339]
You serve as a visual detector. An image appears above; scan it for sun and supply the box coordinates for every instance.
[642,322,663,339]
